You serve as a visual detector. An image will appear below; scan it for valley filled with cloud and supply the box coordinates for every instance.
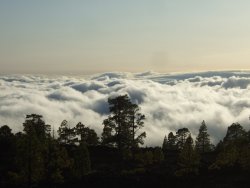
[1,71,250,146]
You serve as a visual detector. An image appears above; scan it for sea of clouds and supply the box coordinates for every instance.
[1,71,250,146]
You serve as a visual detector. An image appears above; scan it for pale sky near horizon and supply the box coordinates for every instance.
[0,0,250,74]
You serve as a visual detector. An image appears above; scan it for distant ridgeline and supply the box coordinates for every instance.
[1,94,250,187]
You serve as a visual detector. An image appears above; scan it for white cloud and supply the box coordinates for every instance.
[1,71,250,146]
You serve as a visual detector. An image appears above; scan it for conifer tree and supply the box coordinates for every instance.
[75,122,99,146]
[210,123,248,170]
[223,123,247,144]
[58,120,77,145]
[101,94,146,150]
[16,114,51,185]
[162,132,176,151]
[176,128,190,150]
[195,120,212,153]
[46,138,71,184]
[101,123,114,147]
[0,125,14,183]
[162,135,168,151]
[167,132,176,150]
[129,104,146,149]
[175,135,200,176]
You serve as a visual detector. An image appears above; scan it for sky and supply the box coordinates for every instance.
[0,0,250,74]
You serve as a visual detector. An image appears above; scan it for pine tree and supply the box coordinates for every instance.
[129,104,146,149]
[0,125,15,183]
[175,135,200,176]
[162,135,168,151]
[210,123,248,170]
[15,114,51,185]
[176,128,190,150]
[223,123,247,144]
[101,123,114,147]
[101,94,146,150]
[75,122,99,146]
[167,132,176,150]
[162,132,176,151]
[58,120,77,145]
[195,120,212,153]
[46,138,71,184]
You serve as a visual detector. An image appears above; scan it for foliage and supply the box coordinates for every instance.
[163,132,177,151]
[176,128,190,150]
[195,120,212,153]
[58,120,77,145]
[14,114,51,185]
[0,125,15,183]
[73,143,91,178]
[162,135,168,150]
[3,114,91,187]
[2,104,250,187]
[223,123,247,144]
[175,136,200,176]
[75,122,99,146]
[101,94,146,150]
[46,138,72,184]
[153,147,164,163]
[210,123,248,170]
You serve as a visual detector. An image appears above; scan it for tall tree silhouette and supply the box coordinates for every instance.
[162,132,176,151]
[101,123,114,147]
[17,114,51,186]
[102,94,146,150]
[195,120,212,153]
[167,132,176,150]
[58,120,77,145]
[210,123,248,170]
[0,125,15,183]
[75,122,99,146]
[223,123,247,144]
[129,103,146,149]
[176,128,190,150]
[176,135,200,176]
[46,137,71,184]
[162,135,168,151]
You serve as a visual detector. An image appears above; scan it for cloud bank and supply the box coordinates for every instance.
[1,71,250,146]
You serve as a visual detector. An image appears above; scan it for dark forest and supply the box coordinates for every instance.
[1,94,250,188]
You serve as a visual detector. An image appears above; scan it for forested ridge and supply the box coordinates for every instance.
[1,94,250,188]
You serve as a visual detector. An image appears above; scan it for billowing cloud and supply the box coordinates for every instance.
[1,71,250,146]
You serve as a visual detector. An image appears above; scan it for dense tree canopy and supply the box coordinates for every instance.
[75,122,99,146]
[176,135,200,176]
[162,132,176,151]
[1,114,92,187]
[223,123,247,143]
[195,120,212,153]
[58,120,77,145]
[101,94,146,150]
[176,128,190,150]
[210,123,249,170]
[1,100,250,187]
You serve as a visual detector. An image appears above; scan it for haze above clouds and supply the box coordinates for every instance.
[1,1,250,73]
[1,71,250,146]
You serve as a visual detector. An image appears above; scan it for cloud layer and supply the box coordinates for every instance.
[1,71,250,146]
